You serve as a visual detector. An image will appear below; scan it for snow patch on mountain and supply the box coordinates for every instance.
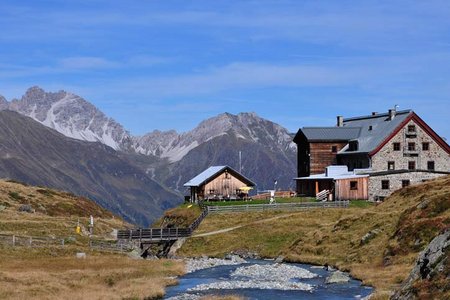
[0,87,296,162]
[2,86,131,150]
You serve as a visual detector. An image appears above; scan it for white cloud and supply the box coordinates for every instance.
[59,56,119,69]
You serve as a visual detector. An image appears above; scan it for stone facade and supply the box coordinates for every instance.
[371,119,450,172]
[368,171,447,200]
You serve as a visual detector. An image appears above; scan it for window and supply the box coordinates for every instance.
[368,125,373,131]
[224,171,230,179]
[408,142,416,151]
[331,146,337,153]
[382,180,390,190]
[422,142,429,151]
[408,125,416,133]
[349,141,358,151]
[350,181,358,190]
[393,143,401,151]
[408,161,416,170]
[209,189,215,194]
[402,180,410,188]
[388,161,395,170]
[427,161,435,171]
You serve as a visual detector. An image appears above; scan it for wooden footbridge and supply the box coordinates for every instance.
[117,209,208,243]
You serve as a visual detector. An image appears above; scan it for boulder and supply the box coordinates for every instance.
[391,230,449,300]
[18,204,35,213]
[325,271,350,284]
[360,229,381,245]
[275,255,285,263]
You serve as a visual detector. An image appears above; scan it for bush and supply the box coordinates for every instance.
[8,192,25,201]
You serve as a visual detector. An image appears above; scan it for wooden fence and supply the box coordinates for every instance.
[89,239,135,253]
[0,234,66,247]
[206,201,349,213]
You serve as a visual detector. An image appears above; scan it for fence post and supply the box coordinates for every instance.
[29,237,32,247]
[12,235,15,247]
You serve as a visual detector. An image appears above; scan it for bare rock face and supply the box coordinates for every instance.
[5,87,132,151]
[391,230,450,300]
[0,95,8,110]
[133,112,296,163]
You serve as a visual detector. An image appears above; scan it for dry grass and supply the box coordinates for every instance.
[0,179,186,299]
[0,180,128,239]
[154,203,203,228]
[0,250,184,300]
[180,176,450,299]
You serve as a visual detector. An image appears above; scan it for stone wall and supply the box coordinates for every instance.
[371,119,450,172]
[368,171,446,200]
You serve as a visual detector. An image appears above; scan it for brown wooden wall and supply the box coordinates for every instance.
[310,142,347,174]
[335,177,368,200]
[199,172,249,199]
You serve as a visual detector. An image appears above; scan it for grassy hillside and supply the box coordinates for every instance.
[179,176,450,299]
[0,179,184,300]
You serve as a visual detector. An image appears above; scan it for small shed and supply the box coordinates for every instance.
[295,166,369,200]
[184,166,256,202]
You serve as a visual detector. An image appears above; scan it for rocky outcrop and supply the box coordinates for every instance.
[325,271,351,284]
[391,230,449,299]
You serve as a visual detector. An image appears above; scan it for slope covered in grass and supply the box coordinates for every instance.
[0,179,184,300]
[179,176,450,299]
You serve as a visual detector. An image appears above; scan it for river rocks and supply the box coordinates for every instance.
[185,257,246,273]
[224,254,246,263]
[274,255,285,263]
[232,263,317,281]
[189,279,313,292]
[188,263,316,292]
[325,271,351,284]
[230,249,260,259]
[391,230,449,300]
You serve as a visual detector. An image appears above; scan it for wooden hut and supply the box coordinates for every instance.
[184,166,256,202]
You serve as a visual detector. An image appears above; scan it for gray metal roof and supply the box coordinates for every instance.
[340,109,413,154]
[183,165,256,187]
[301,127,361,141]
[297,109,413,154]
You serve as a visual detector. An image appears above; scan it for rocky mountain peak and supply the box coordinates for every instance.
[4,87,132,151]
[134,111,295,163]
[0,95,7,110]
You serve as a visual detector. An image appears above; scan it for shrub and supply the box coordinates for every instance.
[8,191,25,201]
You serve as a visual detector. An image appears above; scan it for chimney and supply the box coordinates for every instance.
[372,112,377,116]
[337,116,344,127]
[388,109,396,120]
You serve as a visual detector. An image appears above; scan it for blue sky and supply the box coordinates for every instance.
[1,1,450,138]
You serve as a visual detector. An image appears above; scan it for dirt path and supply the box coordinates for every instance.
[192,213,302,237]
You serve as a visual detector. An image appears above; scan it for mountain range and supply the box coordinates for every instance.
[0,87,297,224]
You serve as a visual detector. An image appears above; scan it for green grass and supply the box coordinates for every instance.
[202,197,317,206]
[349,200,375,208]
